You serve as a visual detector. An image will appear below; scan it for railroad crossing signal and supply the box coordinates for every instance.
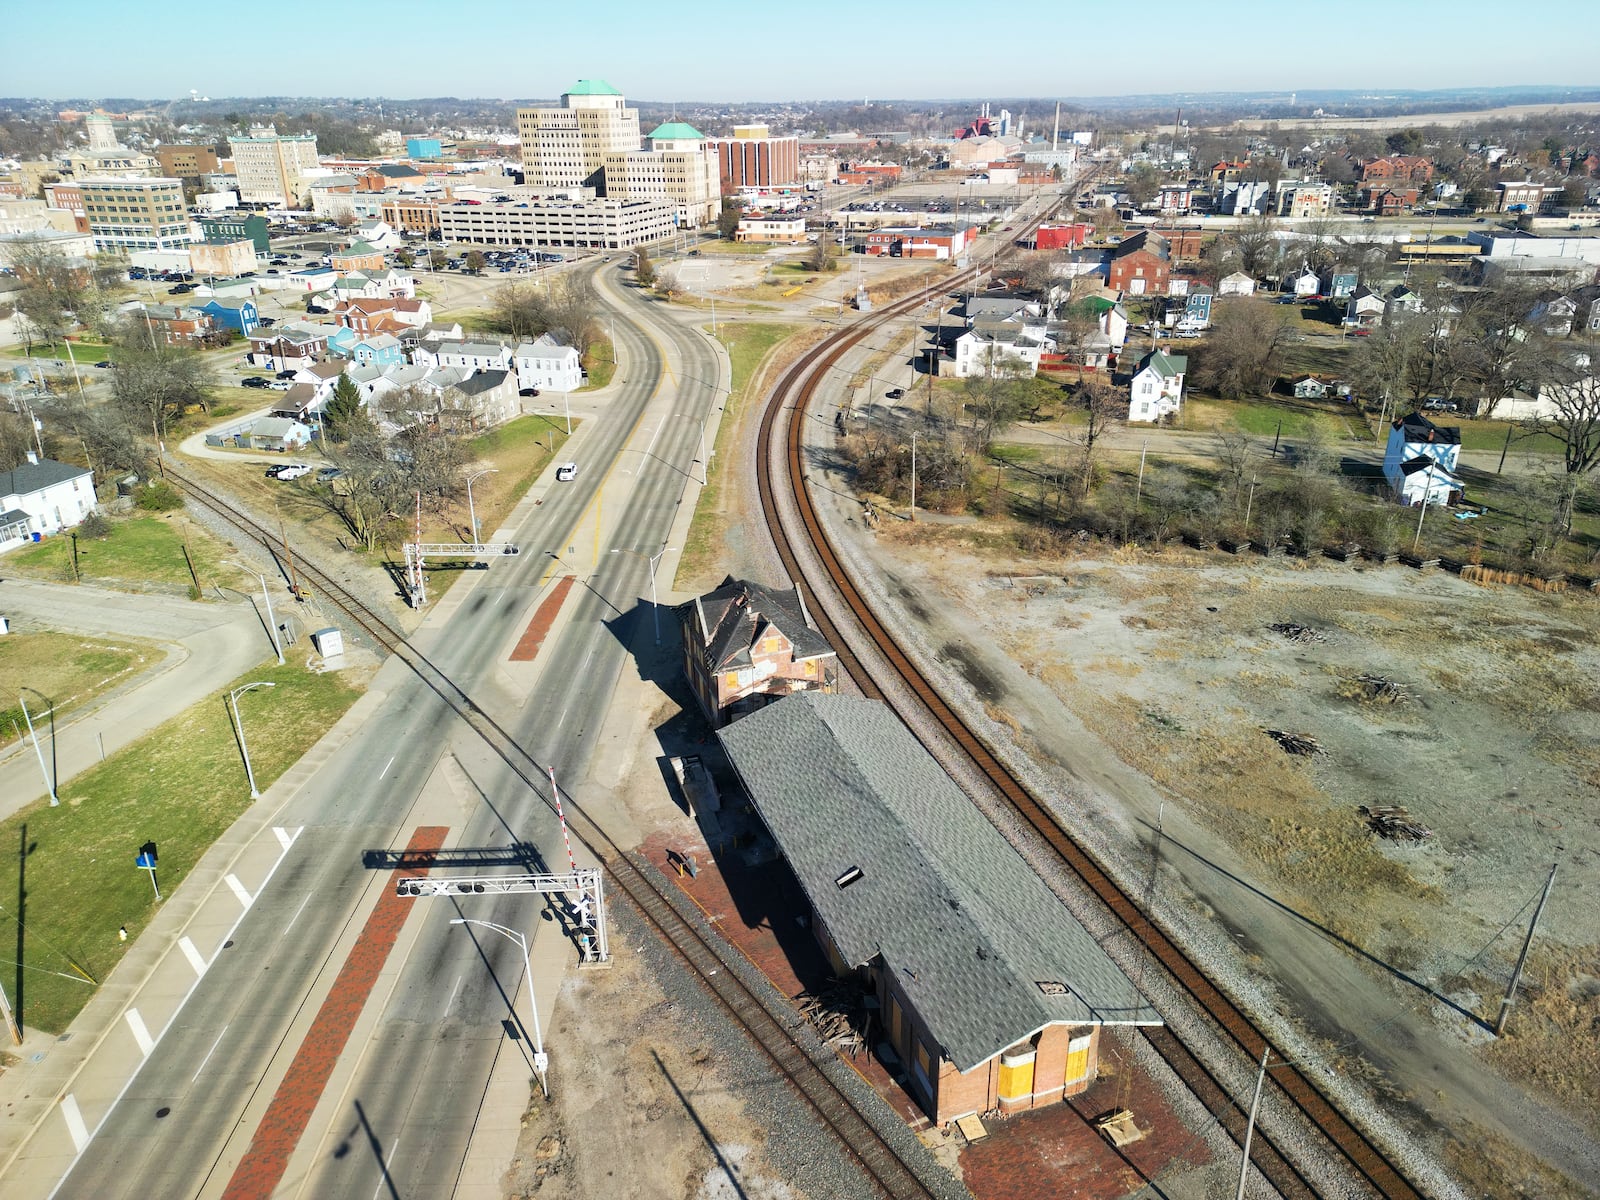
[396,866,609,963]
[402,542,521,608]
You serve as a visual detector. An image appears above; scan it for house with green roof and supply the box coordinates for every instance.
[1128,349,1187,422]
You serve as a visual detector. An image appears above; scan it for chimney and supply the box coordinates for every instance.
[26,451,38,465]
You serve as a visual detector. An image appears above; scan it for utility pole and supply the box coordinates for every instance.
[1234,1046,1271,1200]
[909,432,919,521]
[1495,862,1558,1037]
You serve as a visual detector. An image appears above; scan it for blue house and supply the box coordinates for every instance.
[1179,288,1213,329]
[351,333,404,368]
[198,298,259,336]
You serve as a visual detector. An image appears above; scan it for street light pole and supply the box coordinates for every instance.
[228,681,276,799]
[451,918,548,1097]
[465,467,499,543]
[18,688,58,806]
[225,561,284,665]
[611,545,677,645]
[910,432,919,521]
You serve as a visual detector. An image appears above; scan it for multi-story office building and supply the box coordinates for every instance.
[603,123,719,228]
[227,125,320,207]
[437,197,675,250]
[79,177,196,252]
[517,80,641,191]
[155,144,221,180]
[711,123,800,192]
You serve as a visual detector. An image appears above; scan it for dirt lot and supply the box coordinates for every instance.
[850,517,1600,1197]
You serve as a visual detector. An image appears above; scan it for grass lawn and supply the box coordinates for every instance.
[429,307,492,332]
[5,513,236,592]
[1179,395,1364,442]
[679,323,800,582]
[1454,418,1564,457]
[0,657,365,1034]
[579,338,616,391]
[691,241,773,256]
[0,631,155,752]
[3,341,116,363]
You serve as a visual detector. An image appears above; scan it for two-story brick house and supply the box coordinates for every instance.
[1106,230,1170,296]
[679,577,838,727]
[1361,155,1434,185]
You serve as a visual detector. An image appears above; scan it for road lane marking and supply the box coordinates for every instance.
[281,893,312,937]
[444,974,462,1016]
[178,936,207,976]
[371,1136,403,1200]
[273,826,302,851]
[225,873,254,909]
[59,1095,89,1152]
[193,1025,229,1082]
[378,756,395,780]
[125,1009,155,1057]
[219,825,449,1200]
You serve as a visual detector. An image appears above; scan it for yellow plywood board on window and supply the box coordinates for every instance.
[1065,1044,1091,1084]
[998,1057,1035,1101]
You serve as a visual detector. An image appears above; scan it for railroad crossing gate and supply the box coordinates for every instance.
[396,866,609,963]
[403,541,521,608]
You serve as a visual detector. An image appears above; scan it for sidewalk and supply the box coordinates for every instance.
[0,580,281,820]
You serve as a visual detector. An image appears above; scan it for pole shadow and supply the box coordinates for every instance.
[651,1050,748,1200]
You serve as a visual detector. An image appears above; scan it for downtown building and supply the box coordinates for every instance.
[711,123,800,193]
[436,196,676,250]
[79,176,196,252]
[227,125,321,207]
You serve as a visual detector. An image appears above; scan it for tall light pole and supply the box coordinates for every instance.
[228,681,276,799]
[451,918,548,1097]
[19,687,58,806]
[225,560,284,665]
[909,432,919,521]
[611,545,677,645]
[465,467,498,543]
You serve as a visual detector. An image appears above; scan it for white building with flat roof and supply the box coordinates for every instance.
[227,125,321,207]
[437,197,675,250]
[517,80,641,192]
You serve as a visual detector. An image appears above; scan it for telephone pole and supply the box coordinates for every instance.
[1495,862,1557,1037]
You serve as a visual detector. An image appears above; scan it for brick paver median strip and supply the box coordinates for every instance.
[220,825,449,1200]
[510,575,575,662]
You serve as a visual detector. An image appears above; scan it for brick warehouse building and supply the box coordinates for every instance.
[712,123,800,193]
[720,693,1161,1126]
[1107,229,1171,295]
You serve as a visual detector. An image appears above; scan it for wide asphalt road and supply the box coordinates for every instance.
[52,264,726,1198]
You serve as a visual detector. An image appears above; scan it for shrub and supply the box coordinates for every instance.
[78,511,111,539]
[134,481,184,511]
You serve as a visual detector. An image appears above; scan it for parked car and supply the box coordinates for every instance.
[306,304,328,315]
[168,284,193,294]
[268,380,293,391]
[93,360,113,369]
[276,369,297,379]
[241,376,271,388]
[519,387,540,397]
[274,464,313,481]
[316,466,344,482]
[885,387,905,399]
[256,317,275,328]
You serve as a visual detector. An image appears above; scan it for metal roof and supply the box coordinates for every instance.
[719,693,1160,1072]
[564,79,621,96]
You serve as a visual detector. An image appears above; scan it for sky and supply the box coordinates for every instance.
[7,0,1598,104]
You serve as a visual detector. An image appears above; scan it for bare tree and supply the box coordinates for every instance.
[1212,428,1256,513]
[1525,364,1600,536]
[1231,213,1281,278]
[1193,298,1292,399]
[1068,376,1125,497]
[109,325,218,437]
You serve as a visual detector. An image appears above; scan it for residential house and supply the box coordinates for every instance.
[330,241,386,272]
[1530,294,1579,337]
[1290,375,1331,398]
[352,333,405,368]
[332,268,415,301]
[513,334,583,393]
[334,298,425,336]
[677,576,839,728]
[1320,270,1360,300]
[0,455,96,552]
[952,324,1045,379]
[1218,180,1274,215]
[1364,186,1420,217]
[1361,155,1434,184]
[1107,230,1171,296]
[250,327,329,372]
[240,417,312,451]
[1383,413,1463,506]
[297,359,350,390]
[429,340,514,373]
[1128,350,1187,422]
[442,369,518,431]
[268,384,320,425]
[133,302,217,346]
[196,298,259,336]
[1285,267,1321,298]
[1278,182,1333,218]
[1345,285,1386,327]
[717,692,1160,1126]
[1177,287,1213,331]
[1217,271,1257,297]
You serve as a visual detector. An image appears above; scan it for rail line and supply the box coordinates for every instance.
[166,453,944,1197]
[754,203,1428,1200]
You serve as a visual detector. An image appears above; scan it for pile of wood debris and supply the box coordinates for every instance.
[1349,673,1415,704]
[794,981,869,1058]
[1359,805,1434,841]
[1268,622,1326,643]
[1265,728,1324,756]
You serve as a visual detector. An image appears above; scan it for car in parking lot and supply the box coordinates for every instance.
[168,283,193,294]
[885,387,905,399]
[554,462,578,482]
[275,369,297,379]
[306,304,328,315]
[241,376,271,388]
[316,466,344,482]
[272,464,313,481]
[268,380,292,391]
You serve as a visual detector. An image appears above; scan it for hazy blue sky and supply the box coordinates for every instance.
[9,0,1598,102]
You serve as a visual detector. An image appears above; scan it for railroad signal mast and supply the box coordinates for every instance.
[403,486,521,609]
[396,866,610,965]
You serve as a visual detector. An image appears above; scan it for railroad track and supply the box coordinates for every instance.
[754,205,1428,1200]
[166,456,946,1197]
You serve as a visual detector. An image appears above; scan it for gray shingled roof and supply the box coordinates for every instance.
[1,458,91,499]
[684,576,834,673]
[719,693,1160,1072]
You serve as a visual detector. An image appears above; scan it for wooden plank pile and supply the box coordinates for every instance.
[1353,673,1414,704]
[1268,622,1325,643]
[1265,728,1324,756]
[1096,1108,1145,1147]
[794,981,869,1058]
[1359,805,1434,841]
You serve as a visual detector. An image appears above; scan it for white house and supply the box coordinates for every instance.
[1128,350,1187,422]
[1345,285,1386,328]
[1,455,96,552]
[951,328,1044,378]
[1383,413,1463,506]
[426,340,514,373]
[513,334,583,393]
[1217,271,1257,297]
[333,269,416,301]
[1286,268,1321,298]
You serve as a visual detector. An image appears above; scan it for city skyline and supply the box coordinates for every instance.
[7,0,1599,105]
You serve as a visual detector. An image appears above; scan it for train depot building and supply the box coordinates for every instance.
[718,692,1161,1125]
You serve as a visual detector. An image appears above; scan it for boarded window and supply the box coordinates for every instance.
[1064,1034,1092,1084]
